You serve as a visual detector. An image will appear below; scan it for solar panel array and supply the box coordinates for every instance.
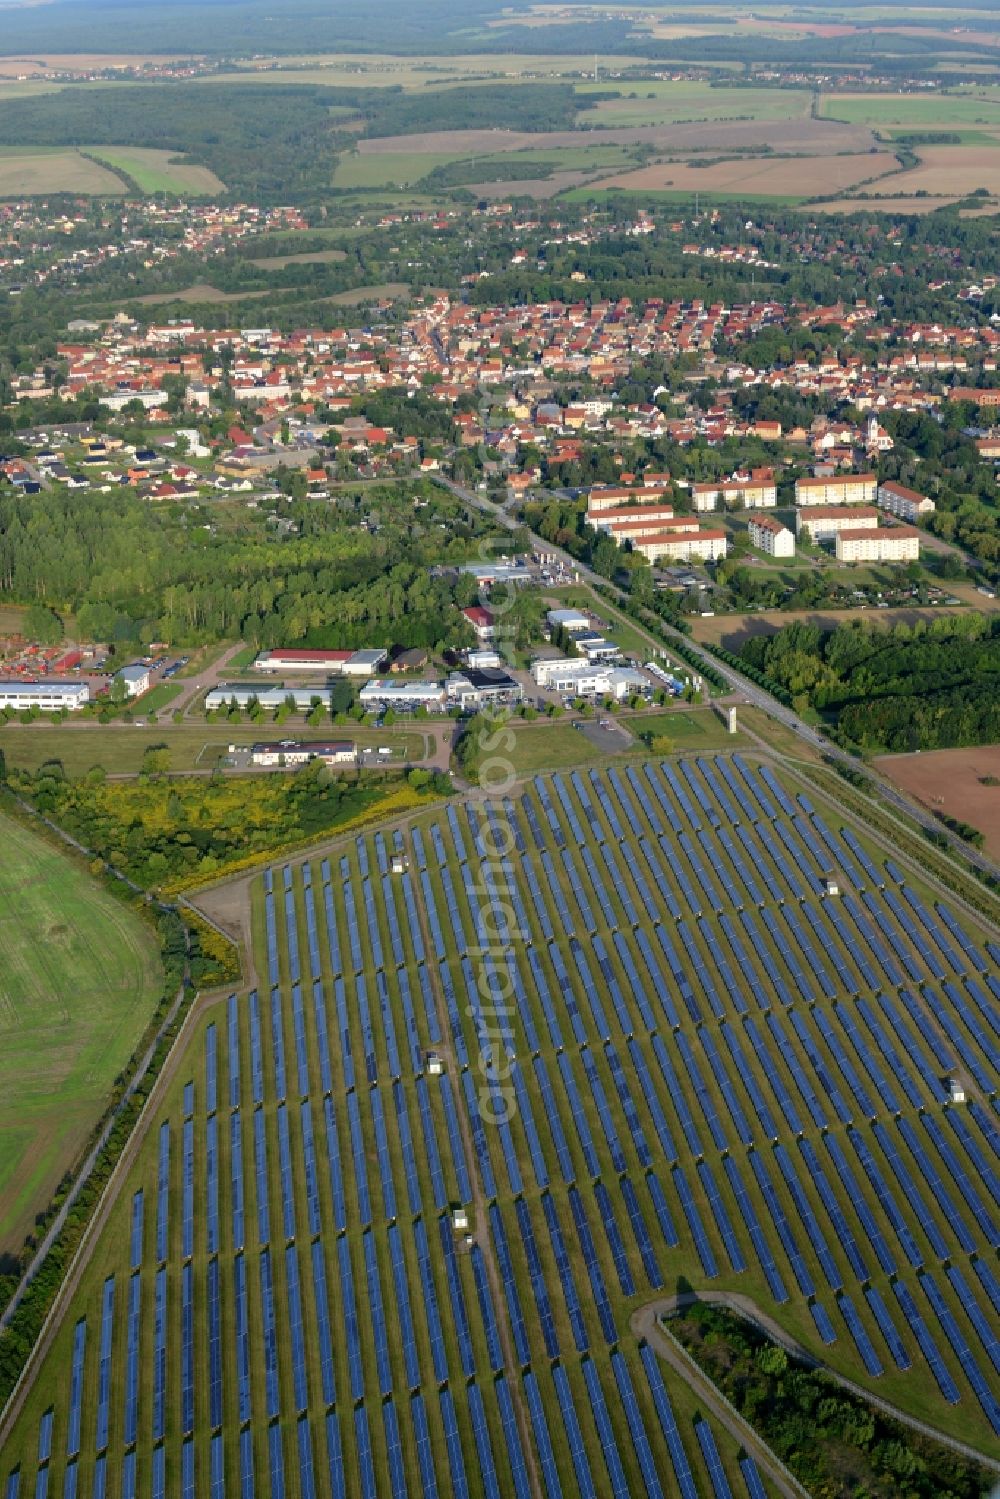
[9,755,1000,1495]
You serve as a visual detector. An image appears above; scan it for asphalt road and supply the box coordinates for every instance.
[436,474,1000,883]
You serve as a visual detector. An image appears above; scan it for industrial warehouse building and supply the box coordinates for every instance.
[249,741,357,767]
[252,648,387,676]
[0,679,90,712]
[206,683,326,711]
[530,657,648,698]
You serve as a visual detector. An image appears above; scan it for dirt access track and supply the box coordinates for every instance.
[878,745,1000,859]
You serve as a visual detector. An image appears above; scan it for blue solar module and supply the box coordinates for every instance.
[550,1365,597,1499]
[65,1319,87,1459]
[232,1252,252,1426]
[267,987,288,1103]
[245,991,265,1109]
[341,858,365,975]
[529,1058,573,1185]
[380,1402,407,1499]
[248,1108,270,1246]
[268,1423,286,1499]
[120,1452,135,1499]
[4,1472,17,1499]
[604,1040,652,1164]
[126,1188,144,1276]
[207,1256,223,1430]
[515,1196,559,1358]
[845,1125,922,1268]
[892,1279,960,1403]
[439,1213,477,1375]
[275,1102,297,1241]
[122,1275,141,1448]
[773,1141,841,1289]
[370,1084,398,1222]
[361,1228,393,1396]
[413,1217,449,1383]
[290,983,311,1097]
[469,1383,504,1499]
[285,1242,309,1411]
[620,1175,659,1283]
[944,1110,1000,1213]
[921,1271,1000,1432]
[809,1299,837,1345]
[639,1342,699,1499]
[721,1155,788,1303]
[568,1187,617,1344]
[798,1138,868,1281]
[389,1081,422,1217]
[338,1234,365,1402]
[90,1456,105,1499]
[488,1205,530,1366]
[859,1284,910,1371]
[870,1120,951,1259]
[650,1035,703,1158]
[410,1394,438,1499]
[151,1266,167,1442]
[578,1359,628,1499]
[346,1090,372,1226]
[151,1449,164,1499]
[607,1351,664,1499]
[738,1455,767,1499]
[259,1247,281,1419]
[674,1163,719,1279]
[836,1290,883,1375]
[180,1261,195,1434]
[36,1413,52,1468]
[673,1030,728,1150]
[412,1077,446,1213]
[579,1046,628,1173]
[555,1052,600,1179]
[571,935,611,1033]
[383,1225,419,1392]
[973,1256,1000,1320]
[304,1241,336,1409]
[205,1020,218,1116]
[698,1025,754,1144]
[876,991,946,1098]
[509,1060,548,1189]
[694,1418,734,1499]
[698,1160,746,1273]
[904,1115,987,1249]
[841,896,904,987]
[721,1021,778,1139]
[180,1116,195,1259]
[446,1074,479,1202]
[154,1121,169,1264]
[239,1427,256,1499]
[945,1264,1000,1377]
[937,982,997,1093]
[209,1433,225,1499]
[438,1389,470,1499]
[740,1017,800,1133]
[748,1151,813,1295]
[206,1114,220,1255]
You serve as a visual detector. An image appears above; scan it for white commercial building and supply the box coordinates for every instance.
[795,473,877,507]
[0,679,90,712]
[115,663,152,698]
[249,741,357,767]
[530,658,647,699]
[358,679,446,709]
[876,481,936,523]
[835,526,921,564]
[747,514,795,558]
[546,608,591,634]
[206,682,326,711]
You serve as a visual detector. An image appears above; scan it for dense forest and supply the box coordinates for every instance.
[739,614,1000,751]
[0,483,483,651]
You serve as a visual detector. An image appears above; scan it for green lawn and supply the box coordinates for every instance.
[0,723,425,777]
[137,681,183,714]
[628,708,743,748]
[507,719,601,773]
[820,90,1000,128]
[0,810,162,1254]
[575,79,813,126]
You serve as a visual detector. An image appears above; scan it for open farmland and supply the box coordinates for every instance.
[85,148,225,195]
[3,754,1000,1497]
[0,148,125,197]
[879,746,1000,860]
[574,80,814,127]
[884,144,1000,198]
[820,88,1000,131]
[0,812,162,1255]
[578,151,899,202]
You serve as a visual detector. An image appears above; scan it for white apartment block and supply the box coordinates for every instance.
[835,526,921,564]
[747,514,795,558]
[586,485,671,514]
[691,479,778,511]
[795,473,877,507]
[588,504,675,538]
[633,528,728,564]
[876,481,936,523]
[796,505,880,542]
[0,679,90,712]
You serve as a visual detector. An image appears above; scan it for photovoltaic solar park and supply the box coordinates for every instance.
[3,753,1000,1497]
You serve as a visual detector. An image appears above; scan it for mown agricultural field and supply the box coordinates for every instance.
[85,148,225,195]
[0,811,162,1256]
[0,148,124,197]
[2,754,999,1496]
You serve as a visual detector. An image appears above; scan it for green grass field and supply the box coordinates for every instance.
[85,147,225,194]
[0,810,162,1254]
[820,89,1000,129]
[0,723,426,777]
[3,750,1000,1497]
[575,79,813,126]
